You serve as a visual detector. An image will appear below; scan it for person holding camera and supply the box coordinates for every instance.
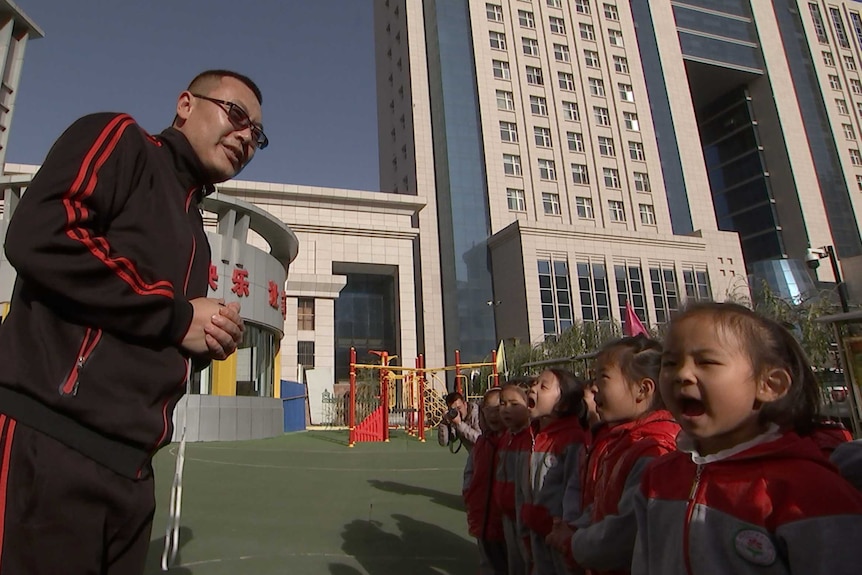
[438,391,482,452]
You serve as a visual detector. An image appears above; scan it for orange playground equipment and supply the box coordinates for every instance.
[347,347,501,447]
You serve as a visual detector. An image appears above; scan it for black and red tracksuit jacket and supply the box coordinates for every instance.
[0,113,212,478]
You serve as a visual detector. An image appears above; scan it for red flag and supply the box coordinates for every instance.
[624,300,648,337]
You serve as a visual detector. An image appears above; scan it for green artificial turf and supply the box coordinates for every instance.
[143,430,476,575]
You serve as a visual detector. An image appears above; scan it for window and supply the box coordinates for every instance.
[493,60,511,80]
[487,3,504,22]
[575,196,594,219]
[598,135,615,156]
[615,263,647,328]
[629,141,646,160]
[845,55,857,71]
[507,188,526,211]
[608,29,624,47]
[567,131,585,152]
[589,77,606,97]
[604,168,621,188]
[575,0,591,15]
[539,259,575,337]
[857,102,862,117]
[683,268,712,302]
[500,121,518,142]
[559,72,576,91]
[809,3,829,44]
[633,171,651,192]
[577,260,612,323]
[604,3,619,21]
[650,265,680,324]
[580,23,596,41]
[844,123,857,140]
[837,98,849,115]
[593,106,611,126]
[624,111,640,131]
[571,163,590,184]
[547,0,562,7]
[526,65,544,85]
[562,101,580,121]
[538,158,557,180]
[297,341,315,368]
[857,174,862,190]
[531,95,549,116]
[298,298,315,330]
[503,154,522,175]
[639,204,656,225]
[829,74,842,90]
[535,126,552,147]
[490,31,507,50]
[618,82,634,101]
[852,78,862,95]
[519,9,535,28]
[497,89,515,110]
[554,43,571,62]
[584,50,601,68]
[549,16,566,34]
[542,192,562,215]
[613,55,629,74]
[823,51,835,66]
[830,7,851,49]
[523,37,540,56]
[852,12,862,50]
[850,148,862,166]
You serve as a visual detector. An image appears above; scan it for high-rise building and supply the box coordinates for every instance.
[375,0,750,362]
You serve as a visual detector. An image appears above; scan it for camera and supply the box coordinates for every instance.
[805,247,824,270]
[447,407,460,420]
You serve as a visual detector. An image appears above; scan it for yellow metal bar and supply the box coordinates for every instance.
[211,353,237,396]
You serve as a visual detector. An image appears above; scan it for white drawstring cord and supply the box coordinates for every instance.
[161,361,192,571]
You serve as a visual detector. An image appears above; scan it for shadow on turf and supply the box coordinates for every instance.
[308,431,351,446]
[332,514,475,575]
[143,526,193,574]
[367,480,464,512]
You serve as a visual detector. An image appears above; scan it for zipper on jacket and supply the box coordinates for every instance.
[59,328,103,396]
[144,186,201,476]
[683,464,704,575]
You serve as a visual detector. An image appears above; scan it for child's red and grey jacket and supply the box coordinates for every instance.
[633,429,862,574]
[493,426,532,520]
[570,410,679,575]
[0,114,212,478]
[580,423,613,512]
[521,416,588,574]
[464,431,505,541]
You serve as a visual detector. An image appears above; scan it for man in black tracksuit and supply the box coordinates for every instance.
[0,69,267,574]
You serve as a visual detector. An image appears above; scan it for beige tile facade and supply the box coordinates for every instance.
[214,180,426,382]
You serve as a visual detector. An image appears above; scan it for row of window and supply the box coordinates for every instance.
[809,3,862,52]
[509,188,655,223]
[499,120,645,158]
[490,38,631,77]
[487,1,620,26]
[502,153,647,188]
[539,258,710,337]
[826,71,862,94]
[496,83,633,112]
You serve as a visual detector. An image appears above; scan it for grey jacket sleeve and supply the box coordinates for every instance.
[630,487,650,575]
[571,456,654,571]
[778,514,862,574]
[437,423,450,447]
[560,443,584,523]
[455,403,482,449]
[831,439,862,491]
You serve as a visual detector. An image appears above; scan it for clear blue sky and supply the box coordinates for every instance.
[8,0,381,191]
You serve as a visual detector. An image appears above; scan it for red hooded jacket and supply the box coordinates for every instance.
[464,431,505,541]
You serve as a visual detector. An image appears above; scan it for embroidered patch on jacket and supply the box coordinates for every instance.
[734,529,776,566]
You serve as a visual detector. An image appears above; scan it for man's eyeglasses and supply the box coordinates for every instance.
[191,94,268,150]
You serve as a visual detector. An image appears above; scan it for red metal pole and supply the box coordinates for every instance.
[418,354,426,442]
[348,347,356,447]
[492,349,499,388]
[382,351,390,442]
[455,349,462,395]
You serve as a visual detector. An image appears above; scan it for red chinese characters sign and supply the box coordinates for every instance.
[268,281,279,308]
[231,268,250,297]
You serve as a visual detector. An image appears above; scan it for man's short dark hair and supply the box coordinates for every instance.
[187,69,263,104]
[444,392,464,407]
